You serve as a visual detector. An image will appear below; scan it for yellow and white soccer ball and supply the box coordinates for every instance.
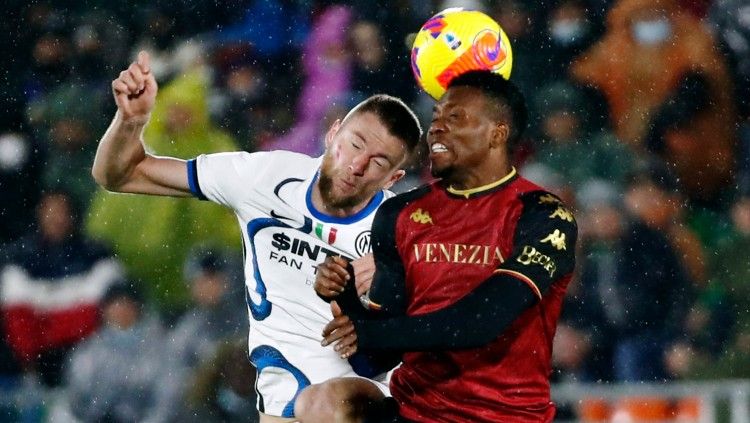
[411,8,513,100]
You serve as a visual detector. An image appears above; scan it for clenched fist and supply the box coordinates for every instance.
[111,51,157,122]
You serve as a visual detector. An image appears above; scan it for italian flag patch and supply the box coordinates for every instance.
[314,223,337,244]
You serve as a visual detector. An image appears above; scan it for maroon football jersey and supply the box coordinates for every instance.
[364,170,577,422]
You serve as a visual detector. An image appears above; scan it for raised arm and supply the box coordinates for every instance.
[92,51,190,196]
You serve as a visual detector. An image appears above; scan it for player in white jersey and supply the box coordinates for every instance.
[91,51,422,423]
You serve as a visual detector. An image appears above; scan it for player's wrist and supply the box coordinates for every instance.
[116,110,151,127]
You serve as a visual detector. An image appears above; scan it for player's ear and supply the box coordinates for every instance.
[490,122,509,149]
[324,119,342,149]
[382,169,406,190]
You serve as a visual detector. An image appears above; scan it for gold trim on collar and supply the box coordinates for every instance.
[447,167,517,198]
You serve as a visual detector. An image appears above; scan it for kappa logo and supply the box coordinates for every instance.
[410,208,433,225]
[541,229,567,251]
[549,206,574,222]
[538,194,561,205]
[355,231,372,256]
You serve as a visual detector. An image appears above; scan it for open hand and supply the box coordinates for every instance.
[321,301,358,359]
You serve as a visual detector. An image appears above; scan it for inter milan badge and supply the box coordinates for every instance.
[355,231,372,256]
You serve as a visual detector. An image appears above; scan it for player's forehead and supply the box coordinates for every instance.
[340,112,407,162]
[435,86,488,112]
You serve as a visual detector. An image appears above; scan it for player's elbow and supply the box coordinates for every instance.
[91,166,115,191]
[91,164,126,192]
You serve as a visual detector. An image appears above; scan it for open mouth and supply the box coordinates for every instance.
[431,142,448,153]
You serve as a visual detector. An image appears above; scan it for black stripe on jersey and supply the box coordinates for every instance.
[274,177,304,197]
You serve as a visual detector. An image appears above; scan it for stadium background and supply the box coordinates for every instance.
[1,0,749,421]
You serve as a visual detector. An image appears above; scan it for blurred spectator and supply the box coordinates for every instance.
[169,246,246,383]
[571,0,737,204]
[0,131,44,243]
[69,11,129,84]
[681,192,750,379]
[351,0,428,103]
[623,160,708,286]
[212,0,309,61]
[25,30,72,103]
[27,82,109,208]
[528,81,633,188]
[559,179,693,382]
[0,190,122,387]
[537,0,601,86]
[709,0,750,120]
[65,281,179,423]
[262,4,353,155]
[179,337,258,423]
[349,20,393,97]
[520,162,576,207]
[210,45,294,152]
[490,0,546,99]
[86,66,240,310]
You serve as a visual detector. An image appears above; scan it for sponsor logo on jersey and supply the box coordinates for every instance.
[412,242,504,266]
[538,193,561,205]
[409,208,433,225]
[516,245,557,277]
[541,229,567,251]
[549,206,574,222]
[272,233,341,262]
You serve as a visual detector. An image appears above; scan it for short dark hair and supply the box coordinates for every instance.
[345,94,423,156]
[102,280,144,308]
[448,71,528,147]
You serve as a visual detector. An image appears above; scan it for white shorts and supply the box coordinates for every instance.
[249,333,391,418]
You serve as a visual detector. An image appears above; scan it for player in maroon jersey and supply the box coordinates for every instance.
[296,71,578,423]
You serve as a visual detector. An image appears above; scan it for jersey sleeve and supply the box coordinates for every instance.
[494,190,578,299]
[364,194,410,316]
[352,190,578,351]
[186,151,272,209]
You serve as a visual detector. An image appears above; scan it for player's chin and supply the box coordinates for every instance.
[430,162,453,179]
[328,191,364,209]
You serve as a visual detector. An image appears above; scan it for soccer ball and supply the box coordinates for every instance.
[411,8,513,100]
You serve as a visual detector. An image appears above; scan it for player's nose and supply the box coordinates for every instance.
[348,154,368,176]
[429,115,447,135]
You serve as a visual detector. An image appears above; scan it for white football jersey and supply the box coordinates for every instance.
[188,150,391,417]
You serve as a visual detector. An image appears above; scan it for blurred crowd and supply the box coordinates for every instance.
[1,0,749,421]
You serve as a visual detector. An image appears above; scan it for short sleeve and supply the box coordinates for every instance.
[188,151,272,209]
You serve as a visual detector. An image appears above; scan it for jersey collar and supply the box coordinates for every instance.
[446,167,517,199]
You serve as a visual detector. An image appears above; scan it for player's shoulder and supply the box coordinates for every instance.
[511,177,576,221]
[380,183,434,214]
[231,150,319,179]
[262,149,318,163]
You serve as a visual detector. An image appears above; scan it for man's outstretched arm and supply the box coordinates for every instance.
[92,51,190,196]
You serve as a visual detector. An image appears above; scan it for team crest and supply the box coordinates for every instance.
[355,231,372,256]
